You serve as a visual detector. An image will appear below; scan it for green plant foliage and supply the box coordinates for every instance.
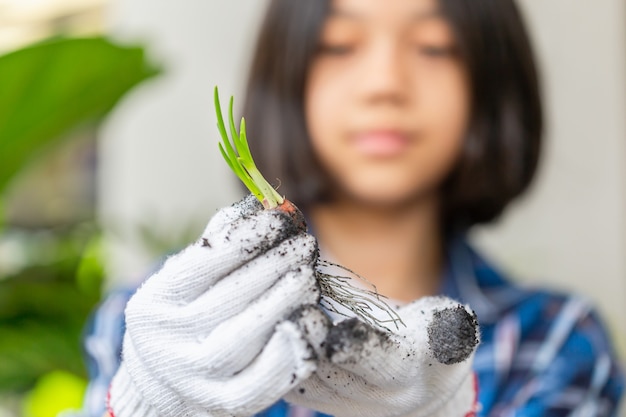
[0,225,104,392]
[215,87,284,209]
[0,35,161,405]
[22,370,87,417]
[0,36,161,194]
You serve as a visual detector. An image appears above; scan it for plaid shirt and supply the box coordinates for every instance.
[78,237,624,417]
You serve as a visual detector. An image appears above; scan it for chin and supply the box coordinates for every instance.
[340,182,435,210]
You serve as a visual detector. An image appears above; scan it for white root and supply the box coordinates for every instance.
[315,259,405,331]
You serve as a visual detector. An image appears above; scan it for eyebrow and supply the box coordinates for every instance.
[328,7,443,22]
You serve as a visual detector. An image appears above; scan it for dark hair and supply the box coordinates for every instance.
[242,0,542,233]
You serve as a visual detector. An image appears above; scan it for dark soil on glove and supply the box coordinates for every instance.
[226,197,312,260]
[275,199,307,233]
[325,318,388,361]
[427,305,479,365]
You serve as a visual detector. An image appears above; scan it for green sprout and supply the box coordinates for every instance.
[215,86,284,209]
[213,86,405,332]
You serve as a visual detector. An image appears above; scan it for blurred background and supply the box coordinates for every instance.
[0,0,624,416]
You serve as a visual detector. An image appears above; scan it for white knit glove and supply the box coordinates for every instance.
[108,195,322,417]
[285,297,480,417]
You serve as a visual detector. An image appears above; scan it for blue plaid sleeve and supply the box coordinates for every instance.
[79,289,134,417]
[475,293,624,417]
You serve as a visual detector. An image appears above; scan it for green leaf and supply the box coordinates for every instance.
[0,36,161,194]
[0,226,104,392]
[214,86,283,208]
[22,370,87,417]
[214,88,261,200]
[0,319,85,392]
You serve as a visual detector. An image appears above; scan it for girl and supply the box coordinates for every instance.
[93,0,624,416]
[241,0,625,412]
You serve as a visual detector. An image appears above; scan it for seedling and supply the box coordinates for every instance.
[215,86,404,330]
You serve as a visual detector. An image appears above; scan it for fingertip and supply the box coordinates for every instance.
[427,304,479,365]
[203,194,264,237]
[236,193,265,214]
[263,320,318,390]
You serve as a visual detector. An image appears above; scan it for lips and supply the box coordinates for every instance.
[351,130,412,157]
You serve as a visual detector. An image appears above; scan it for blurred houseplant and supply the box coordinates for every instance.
[0,36,159,416]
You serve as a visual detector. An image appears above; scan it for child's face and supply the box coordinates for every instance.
[305,0,469,207]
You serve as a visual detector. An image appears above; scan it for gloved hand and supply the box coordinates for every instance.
[285,296,480,417]
[108,195,322,417]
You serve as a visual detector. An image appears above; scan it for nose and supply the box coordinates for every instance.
[357,39,410,106]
